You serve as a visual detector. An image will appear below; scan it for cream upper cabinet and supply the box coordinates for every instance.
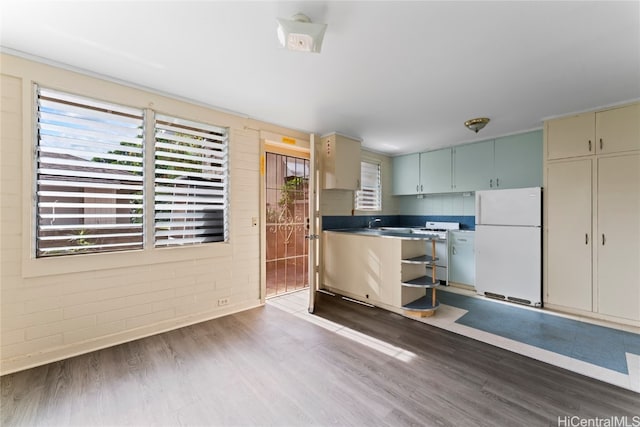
[595,103,640,155]
[546,112,595,160]
[320,133,361,190]
[544,101,640,324]
[545,159,593,311]
[596,154,640,321]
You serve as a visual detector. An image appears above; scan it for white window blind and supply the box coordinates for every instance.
[154,114,229,247]
[35,87,145,257]
[355,161,382,211]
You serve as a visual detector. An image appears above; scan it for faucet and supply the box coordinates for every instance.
[368,218,382,229]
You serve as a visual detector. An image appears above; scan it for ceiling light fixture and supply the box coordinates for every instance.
[464,117,490,133]
[277,13,327,53]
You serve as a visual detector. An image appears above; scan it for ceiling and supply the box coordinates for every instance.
[1,1,639,155]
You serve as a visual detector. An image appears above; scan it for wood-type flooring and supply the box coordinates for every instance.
[2,292,638,426]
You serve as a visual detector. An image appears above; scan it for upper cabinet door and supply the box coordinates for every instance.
[546,112,595,160]
[392,153,420,195]
[596,103,640,155]
[420,148,452,194]
[452,140,494,192]
[494,130,543,189]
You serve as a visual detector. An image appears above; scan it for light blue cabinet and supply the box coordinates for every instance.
[452,140,494,191]
[452,130,542,191]
[494,130,543,188]
[392,154,420,195]
[420,148,452,193]
[393,130,542,195]
[449,231,475,286]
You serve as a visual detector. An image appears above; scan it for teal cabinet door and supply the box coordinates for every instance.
[453,140,494,191]
[494,130,543,189]
[420,148,452,193]
[449,231,475,286]
[392,153,420,195]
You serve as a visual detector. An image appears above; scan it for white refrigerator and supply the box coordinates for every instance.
[475,187,542,307]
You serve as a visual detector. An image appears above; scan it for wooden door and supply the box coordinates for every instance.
[546,159,593,310]
[596,154,640,320]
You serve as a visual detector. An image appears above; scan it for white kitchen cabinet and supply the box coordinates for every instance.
[392,153,421,195]
[449,231,475,286]
[544,102,640,323]
[596,154,640,320]
[320,132,361,190]
[420,148,452,193]
[322,231,400,306]
[545,159,593,311]
[452,130,542,192]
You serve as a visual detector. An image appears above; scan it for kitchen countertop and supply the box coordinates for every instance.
[324,228,446,241]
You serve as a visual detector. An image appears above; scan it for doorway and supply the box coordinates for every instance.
[264,152,310,298]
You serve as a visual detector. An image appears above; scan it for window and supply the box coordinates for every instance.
[35,87,229,257]
[36,87,145,257]
[355,161,382,211]
[154,114,228,247]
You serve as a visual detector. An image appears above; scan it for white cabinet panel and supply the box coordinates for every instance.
[596,154,640,320]
[546,159,593,311]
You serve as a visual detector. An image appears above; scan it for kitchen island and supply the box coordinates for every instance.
[322,228,445,317]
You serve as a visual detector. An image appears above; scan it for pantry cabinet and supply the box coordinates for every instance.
[544,102,640,323]
[596,154,640,320]
[320,132,361,190]
[545,159,593,311]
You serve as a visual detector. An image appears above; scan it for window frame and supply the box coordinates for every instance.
[33,85,230,259]
[355,160,382,211]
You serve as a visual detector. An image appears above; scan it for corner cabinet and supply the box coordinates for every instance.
[544,102,640,324]
[320,132,361,190]
[401,239,441,317]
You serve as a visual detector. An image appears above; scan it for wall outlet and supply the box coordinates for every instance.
[217,298,230,306]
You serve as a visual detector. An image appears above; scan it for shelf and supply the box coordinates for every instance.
[401,254,438,264]
[402,295,440,311]
[401,276,440,288]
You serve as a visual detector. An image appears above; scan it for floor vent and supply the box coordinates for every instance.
[484,292,506,301]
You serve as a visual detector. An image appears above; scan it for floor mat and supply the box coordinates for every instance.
[438,291,640,374]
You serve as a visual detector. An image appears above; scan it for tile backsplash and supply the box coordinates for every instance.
[399,192,476,216]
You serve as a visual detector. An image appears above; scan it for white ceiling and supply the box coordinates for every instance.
[1,1,639,155]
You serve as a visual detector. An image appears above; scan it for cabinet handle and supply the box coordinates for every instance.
[599,138,603,151]
[420,184,423,192]
[490,179,493,188]
[496,178,500,187]
[416,185,419,192]
[602,234,606,246]
[585,234,589,244]
[588,140,592,151]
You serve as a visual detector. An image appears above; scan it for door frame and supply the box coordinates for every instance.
[259,131,312,304]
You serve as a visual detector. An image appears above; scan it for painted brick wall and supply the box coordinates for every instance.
[0,54,299,374]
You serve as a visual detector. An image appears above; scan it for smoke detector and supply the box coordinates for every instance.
[276,13,327,53]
